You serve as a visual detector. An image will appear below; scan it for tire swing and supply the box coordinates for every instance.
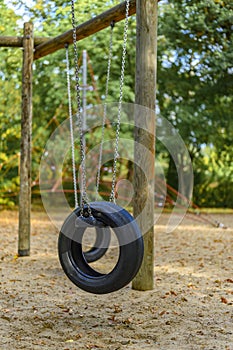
[58,201,144,294]
[83,225,111,263]
[58,0,144,294]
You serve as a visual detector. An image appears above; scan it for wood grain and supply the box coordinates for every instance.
[34,0,136,60]
[132,0,158,290]
[18,23,34,256]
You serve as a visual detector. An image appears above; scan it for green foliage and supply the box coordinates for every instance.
[0,0,232,208]
[0,2,22,206]
[193,145,233,207]
[157,0,233,207]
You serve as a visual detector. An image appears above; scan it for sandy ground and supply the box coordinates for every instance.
[0,209,233,350]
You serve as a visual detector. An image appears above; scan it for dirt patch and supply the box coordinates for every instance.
[0,210,233,349]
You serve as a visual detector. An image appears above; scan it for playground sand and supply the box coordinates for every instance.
[0,210,233,350]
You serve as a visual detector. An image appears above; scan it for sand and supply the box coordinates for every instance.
[0,209,233,350]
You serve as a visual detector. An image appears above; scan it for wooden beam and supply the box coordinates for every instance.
[34,0,136,60]
[132,0,158,290]
[18,23,34,257]
[0,36,49,48]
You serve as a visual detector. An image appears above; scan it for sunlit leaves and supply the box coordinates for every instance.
[0,0,232,207]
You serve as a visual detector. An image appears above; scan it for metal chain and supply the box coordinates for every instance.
[65,44,79,208]
[109,0,130,202]
[70,0,129,206]
[71,0,91,216]
[95,21,115,201]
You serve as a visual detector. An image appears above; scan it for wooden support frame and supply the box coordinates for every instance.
[18,22,34,256]
[0,36,49,48]
[132,0,158,290]
[34,0,136,60]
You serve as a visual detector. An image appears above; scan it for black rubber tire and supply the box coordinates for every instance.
[58,201,144,294]
[83,226,111,263]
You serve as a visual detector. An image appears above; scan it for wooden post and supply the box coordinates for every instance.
[132,0,158,290]
[18,22,34,256]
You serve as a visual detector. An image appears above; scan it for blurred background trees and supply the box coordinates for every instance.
[0,0,232,208]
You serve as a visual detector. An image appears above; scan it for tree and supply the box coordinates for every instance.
[1,0,232,208]
[1,0,137,206]
[157,0,233,206]
[0,2,22,206]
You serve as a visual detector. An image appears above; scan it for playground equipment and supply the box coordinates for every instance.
[57,0,144,294]
[0,0,158,291]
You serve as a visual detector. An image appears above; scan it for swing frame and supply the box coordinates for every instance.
[0,0,158,291]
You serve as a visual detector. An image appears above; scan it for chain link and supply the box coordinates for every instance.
[71,0,91,216]
[70,0,129,207]
[109,0,130,202]
[65,44,79,208]
[95,21,115,201]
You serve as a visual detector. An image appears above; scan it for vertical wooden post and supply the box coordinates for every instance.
[132,0,158,290]
[18,22,34,256]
